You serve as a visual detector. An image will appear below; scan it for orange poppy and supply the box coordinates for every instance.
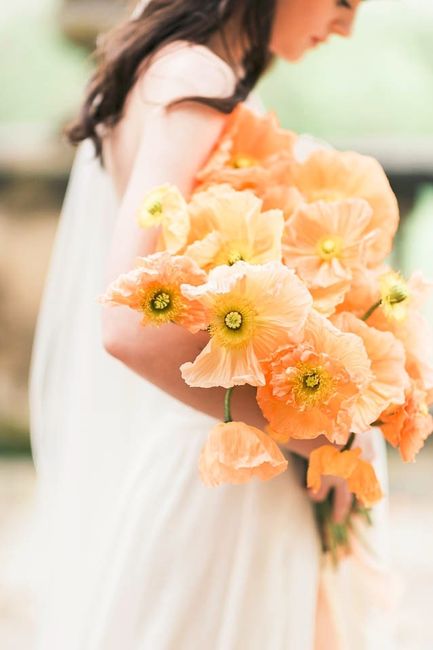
[257,310,372,444]
[199,421,288,486]
[291,148,399,266]
[196,103,296,193]
[380,380,433,462]
[307,445,383,508]
[331,312,409,433]
[97,252,208,331]
[283,198,376,289]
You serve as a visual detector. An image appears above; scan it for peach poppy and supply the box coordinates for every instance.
[196,104,296,193]
[180,261,312,388]
[378,271,410,323]
[331,312,409,433]
[379,380,433,462]
[292,148,399,266]
[185,184,284,270]
[395,310,433,402]
[257,310,373,445]
[356,271,433,399]
[338,268,432,330]
[283,198,377,288]
[136,184,189,253]
[307,445,383,508]
[374,270,433,325]
[199,421,288,486]
[98,252,208,331]
[363,308,433,405]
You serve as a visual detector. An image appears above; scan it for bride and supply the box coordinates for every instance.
[29,0,396,648]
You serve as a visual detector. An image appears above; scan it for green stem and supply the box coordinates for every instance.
[361,299,382,322]
[341,431,355,452]
[224,387,234,423]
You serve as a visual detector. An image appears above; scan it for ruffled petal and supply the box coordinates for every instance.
[293,149,399,266]
[332,312,409,433]
[307,445,383,507]
[180,339,265,388]
[199,421,288,486]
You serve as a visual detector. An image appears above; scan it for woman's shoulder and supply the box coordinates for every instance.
[135,40,238,106]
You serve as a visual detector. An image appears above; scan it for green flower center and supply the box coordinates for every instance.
[224,311,243,330]
[227,251,244,266]
[321,239,336,255]
[148,201,163,216]
[303,371,321,391]
[388,285,409,304]
[291,362,335,409]
[231,154,257,169]
[151,291,171,311]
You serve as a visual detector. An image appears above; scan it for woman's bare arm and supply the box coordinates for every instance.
[105,301,333,456]
[101,53,337,462]
[101,54,271,428]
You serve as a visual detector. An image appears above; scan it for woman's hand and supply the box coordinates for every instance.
[307,474,353,524]
[279,435,353,523]
[306,430,376,524]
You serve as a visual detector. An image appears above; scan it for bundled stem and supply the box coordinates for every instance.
[341,431,355,452]
[361,299,381,322]
[292,429,371,562]
[224,387,234,423]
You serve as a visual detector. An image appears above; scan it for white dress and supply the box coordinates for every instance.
[28,41,396,650]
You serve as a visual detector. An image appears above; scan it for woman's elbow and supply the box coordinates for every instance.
[102,325,126,360]
[101,309,155,370]
[101,309,130,361]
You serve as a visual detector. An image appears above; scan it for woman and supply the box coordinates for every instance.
[29,0,395,648]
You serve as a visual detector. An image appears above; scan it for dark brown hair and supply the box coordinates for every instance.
[64,0,277,165]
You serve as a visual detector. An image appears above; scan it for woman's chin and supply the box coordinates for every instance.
[272,45,309,63]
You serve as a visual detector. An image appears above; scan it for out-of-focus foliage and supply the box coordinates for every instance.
[258,0,433,137]
[0,0,91,123]
[401,185,433,325]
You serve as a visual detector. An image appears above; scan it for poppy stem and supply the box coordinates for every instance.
[361,299,381,322]
[341,432,355,452]
[224,387,234,423]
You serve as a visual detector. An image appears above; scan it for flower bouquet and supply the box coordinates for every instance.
[99,104,433,562]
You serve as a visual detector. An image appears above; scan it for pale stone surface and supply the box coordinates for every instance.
[0,210,57,427]
[0,460,37,650]
[0,451,432,648]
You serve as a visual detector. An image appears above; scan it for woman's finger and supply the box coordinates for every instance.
[332,483,352,524]
[308,481,330,502]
